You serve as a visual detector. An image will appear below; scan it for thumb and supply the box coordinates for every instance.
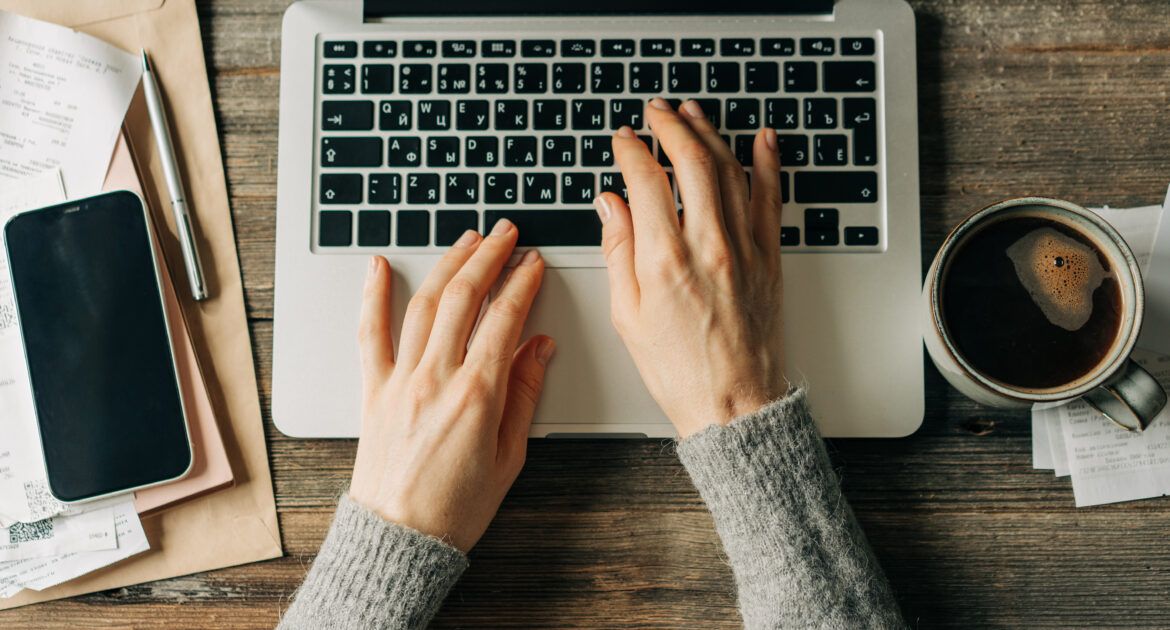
[498,335,555,470]
[594,193,640,315]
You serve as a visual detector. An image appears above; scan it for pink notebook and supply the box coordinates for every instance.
[103,132,234,517]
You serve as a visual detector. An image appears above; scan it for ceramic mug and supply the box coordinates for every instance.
[923,197,1168,431]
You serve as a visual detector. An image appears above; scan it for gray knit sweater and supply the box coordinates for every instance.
[279,390,904,629]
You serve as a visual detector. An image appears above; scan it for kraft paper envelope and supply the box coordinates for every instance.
[0,0,282,609]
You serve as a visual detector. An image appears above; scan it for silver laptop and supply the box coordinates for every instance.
[273,0,924,438]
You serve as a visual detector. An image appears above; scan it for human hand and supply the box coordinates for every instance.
[597,98,788,438]
[348,222,555,553]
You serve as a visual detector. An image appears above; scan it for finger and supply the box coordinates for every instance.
[611,122,681,264]
[750,127,783,263]
[358,256,395,383]
[594,192,640,319]
[497,336,555,473]
[465,249,545,380]
[396,230,482,368]
[678,99,753,254]
[646,99,728,252]
[422,219,519,367]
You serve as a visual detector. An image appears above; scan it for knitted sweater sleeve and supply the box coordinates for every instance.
[675,389,905,629]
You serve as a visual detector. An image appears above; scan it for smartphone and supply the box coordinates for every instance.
[4,190,192,503]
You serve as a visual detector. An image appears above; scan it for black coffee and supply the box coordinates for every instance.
[941,215,1124,390]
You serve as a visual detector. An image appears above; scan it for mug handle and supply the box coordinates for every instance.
[1083,360,1168,432]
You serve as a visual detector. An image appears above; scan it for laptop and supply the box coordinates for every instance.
[273,0,924,438]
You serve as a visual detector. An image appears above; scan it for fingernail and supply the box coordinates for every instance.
[648,97,670,110]
[615,125,636,139]
[520,249,541,265]
[490,218,514,236]
[681,100,705,118]
[453,229,479,248]
[764,127,778,151]
[536,338,556,366]
[593,196,612,224]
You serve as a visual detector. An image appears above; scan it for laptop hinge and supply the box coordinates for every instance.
[364,1,835,19]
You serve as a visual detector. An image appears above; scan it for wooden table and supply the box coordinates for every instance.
[7,1,1170,627]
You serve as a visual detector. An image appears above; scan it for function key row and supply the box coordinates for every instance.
[323,37,875,59]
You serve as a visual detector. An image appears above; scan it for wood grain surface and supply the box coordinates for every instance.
[4,0,1170,627]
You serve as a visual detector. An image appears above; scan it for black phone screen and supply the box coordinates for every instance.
[4,191,191,502]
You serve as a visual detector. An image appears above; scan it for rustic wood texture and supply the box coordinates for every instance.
[5,0,1170,627]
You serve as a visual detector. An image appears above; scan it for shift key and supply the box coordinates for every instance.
[794,171,878,203]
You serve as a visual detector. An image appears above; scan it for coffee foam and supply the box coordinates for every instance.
[1005,226,1110,332]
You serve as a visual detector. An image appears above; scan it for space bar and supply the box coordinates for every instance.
[485,209,601,246]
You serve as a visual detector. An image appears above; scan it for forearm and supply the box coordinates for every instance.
[278,495,467,630]
[677,389,905,629]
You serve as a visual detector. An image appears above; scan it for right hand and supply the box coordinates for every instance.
[596,98,789,438]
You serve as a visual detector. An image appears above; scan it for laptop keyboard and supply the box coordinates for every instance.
[313,34,884,254]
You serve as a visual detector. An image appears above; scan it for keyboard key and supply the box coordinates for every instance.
[323,41,357,58]
[363,41,397,58]
[484,173,518,204]
[721,38,755,56]
[805,98,837,128]
[581,136,613,166]
[845,226,879,245]
[542,136,576,166]
[465,136,499,166]
[814,134,848,165]
[361,64,394,93]
[426,136,460,167]
[780,226,800,246]
[805,208,839,228]
[442,40,477,57]
[784,62,817,92]
[562,39,596,57]
[482,40,516,57]
[693,98,721,127]
[368,174,401,204]
[801,37,835,56]
[841,37,875,56]
[495,100,528,130]
[706,62,740,93]
[521,40,556,57]
[824,61,876,92]
[320,173,362,204]
[418,100,451,130]
[668,62,702,93]
[523,173,557,203]
[322,101,373,130]
[610,99,644,129]
[591,63,624,93]
[321,137,382,167]
[745,62,779,93]
[476,63,509,93]
[761,38,796,56]
[806,228,839,246]
[397,210,430,246]
[795,171,878,203]
[764,98,798,129]
[681,38,715,56]
[456,100,489,130]
[845,97,878,166]
[387,136,421,166]
[378,100,411,130]
[323,64,355,94]
[445,173,478,204]
[436,210,479,246]
[600,171,626,200]
[399,64,432,93]
[403,41,437,58]
[777,134,809,166]
[726,99,760,130]
[437,64,471,93]
[318,210,352,246]
[781,171,790,203]
[629,62,664,93]
[504,136,538,166]
[552,63,587,93]
[601,39,635,57]
[562,172,595,204]
[641,39,675,57]
[514,63,548,93]
[485,210,601,246]
[534,100,567,130]
[358,210,392,247]
[406,173,440,204]
[572,99,605,130]
[734,136,754,166]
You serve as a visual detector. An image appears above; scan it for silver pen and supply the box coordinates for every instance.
[140,49,210,301]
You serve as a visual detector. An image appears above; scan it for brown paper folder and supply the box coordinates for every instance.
[0,0,283,609]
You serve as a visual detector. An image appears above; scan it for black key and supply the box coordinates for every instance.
[745,62,779,93]
[358,210,391,247]
[761,38,796,56]
[693,98,721,128]
[323,41,356,58]
[495,100,528,130]
[637,134,653,155]
[321,137,382,167]
[399,64,432,93]
[843,97,876,129]
[784,62,817,92]
[641,39,675,56]
[483,40,516,57]
[552,63,587,93]
[581,135,613,166]
[824,61,876,92]
[386,136,421,167]
[361,64,394,93]
[378,100,411,130]
[442,40,476,57]
[562,172,595,204]
[777,134,809,166]
[804,98,837,129]
[445,173,478,204]
[456,100,490,130]
[368,174,401,204]
[814,134,848,166]
[323,64,355,94]
[781,171,790,203]
[437,64,471,93]
[780,226,800,246]
[484,173,518,204]
[320,173,362,204]
[562,39,596,57]
[668,62,702,93]
[523,173,557,203]
[805,208,839,228]
[406,173,440,204]
[504,136,538,166]
[436,210,479,246]
[418,100,451,130]
[610,99,644,129]
[318,210,352,246]
[591,63,624,93]
[514,63,548,93]
[485,210,602,246]
[726,99,760,130]
[764,98,799,129]
[363,41,397,58]
[521,40,556,57]
[853,124,877,166]
[795,171,878,203]
[707,62,740,93]
[845,226,879,245]
[476,63,509,93]
[721,38,755,56]
[465,136,499,166]
[542,136,576,166]
[403,41,437,58]
[322,101,373,130]
[801,37,835,56]
[572,100,605,130]
[841,37,875,56]
[629,62,664,93]
[734,136,754,166]
[426,136,460,167]
[534,100,567,130]
[601,39,635,57]
[599,172,627,201]
[397,210,430,246]
[806,228,839,246]
[681,38,715,56]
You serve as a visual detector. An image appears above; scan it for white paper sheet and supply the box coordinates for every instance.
[1139,186,1170,355]
[0,506,116,562]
